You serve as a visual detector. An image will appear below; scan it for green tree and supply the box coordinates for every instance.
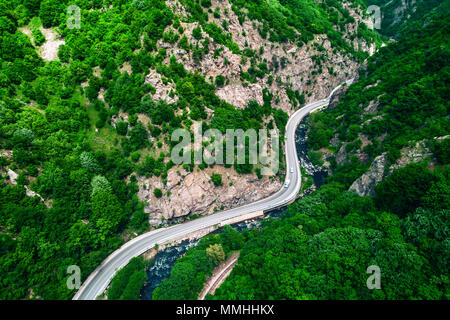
[32,28,45,46]
[154,188,163,198]
[108,257,148,300]
[39,0,60,28]
[57,45,70,63]
[178,35,190,51]
[375,163,437,216]
[215,75,225,87]
[91,190,124,236]
[80,152,100,172]
[91,175,112,197]
[192,26,202,40]
[115,121,128,136]
[206,243,225,266]
[128,122,148,150]
[211,173,223,187]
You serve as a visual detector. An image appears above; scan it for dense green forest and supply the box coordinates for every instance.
[107,256,148,299]
[154,162,449,299]
[213,9,450,300]
[0,0,380,300]
[152,5,449,300]
[307,12,450,187]
[211,164,449,299]
[152,225,244,299]
[366,0,449,38]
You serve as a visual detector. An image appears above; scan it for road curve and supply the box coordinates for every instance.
[73,80,353,300]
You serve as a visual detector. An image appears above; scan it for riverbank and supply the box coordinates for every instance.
[139,115,328,299]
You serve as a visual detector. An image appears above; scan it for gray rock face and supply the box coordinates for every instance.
[328,85,348,109]
[348,139,436,197]
[137,166,281,226]
[150,0,374,115]
[388,140,433,175]
[336,143,349,165]
[349,154,387,197]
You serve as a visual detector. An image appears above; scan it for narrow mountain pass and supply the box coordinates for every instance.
[73,80,354,300]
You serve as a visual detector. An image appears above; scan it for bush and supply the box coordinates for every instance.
[375,163,437,216]
[154,188,163,198]
[211,173,223,187]
[192,26,202,40]
[108,257,148,300]
[200,0,211,8]
[91,175,112,196]
[215,75,225,87]
[39,0,60,28]
[206,244,225,266]
[130,152,140,163]
[32,29,45,46]
[116,121,128,135]
[95,119,105,129]
[432,139,450,164]
[178,35,190,51]
[255,167,262,179]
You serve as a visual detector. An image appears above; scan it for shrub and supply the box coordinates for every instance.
[32,28,45,46]
[200,0,211,8]
[130,152,140,163]
[215,75,225,87]
[375,163,437,216]
[154,188,163,198]
[211,173,223,187]
[95,119,105,129]
[107,257,148,300]
[116,121,128,135]
[192,26,202,40]
[206,244,225,266]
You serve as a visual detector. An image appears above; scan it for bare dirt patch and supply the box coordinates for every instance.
[39,28,65,61]
[19,26,65,61]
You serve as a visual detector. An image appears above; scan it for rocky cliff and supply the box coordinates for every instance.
[153,0,376,115]
[349,139,440,197]
[138,166,280,226]
[135,0,377,225]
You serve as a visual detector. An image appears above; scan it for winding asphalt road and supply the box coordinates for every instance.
[73,80,353,300]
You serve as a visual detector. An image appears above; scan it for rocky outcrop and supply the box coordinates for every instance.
[336,143,348,165]
[349,139,436,197]
[390,0,418,29]
[349,153,388,197]
[328,85,348,109]
[137,166,281,226]
[355,133,371,164]
[137,0,376,222]
[155,0,375,115]
[2,167,52,208]
[388,140,434,174]
[39,28,65,62]
[145,69,178,104]
[6,168,18,185]
[216,83,264,108]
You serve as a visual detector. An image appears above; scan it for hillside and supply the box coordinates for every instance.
[366,0,449,38]
[153,4,449,300]
[210,7,449,300]
[0,0,379,299]
[307,11,449,195]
